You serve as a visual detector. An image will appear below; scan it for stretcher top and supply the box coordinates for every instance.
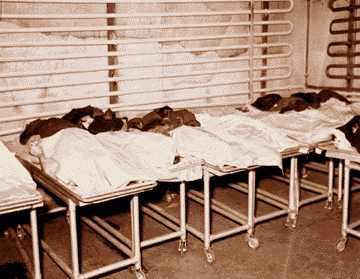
[18,157,157,206]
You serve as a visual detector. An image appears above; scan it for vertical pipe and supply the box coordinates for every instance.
[248,0,255,102]
[30,209,41,279]
[304,0,311,87]
[346,0,356,91]
[247,170,256,235]
[338,160,344,202]
[260,1,269,90]
[68,201,80,279]
[342,161,351,238]
[288,157,299,220]
[180,182,187,242]
[107,3,119,104]
[327,158,334,203]
[203,168,211,250]
[131,195,142,270]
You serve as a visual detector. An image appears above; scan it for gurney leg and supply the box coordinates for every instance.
[337,160,344,209]
[203,169,215,263]
[178,182,187,255]
[68,200,80,279]
[286,157,299,229]
[325,158,334,209]
[336,160,350,253]
[30,209,41,279]
[246,170,259,249]
[131,195,146,278]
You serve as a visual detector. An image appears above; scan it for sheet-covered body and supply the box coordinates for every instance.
[0,141,40,204]
[248,99,356,148]
[171,99,356,170]
[29,128,202,197]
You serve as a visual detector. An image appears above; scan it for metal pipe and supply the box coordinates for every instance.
[141,205,180,232]
[1,0,293,5]
[23,224,73,277]
[89,216,132,247]
[30,209,41,279]
[341,161,351,238]
[0,20,291,34]
[187,190,247,223]
[228,182,288,208]
[68,201,80,279]
[81,217,132,256]
[0,28,292,48]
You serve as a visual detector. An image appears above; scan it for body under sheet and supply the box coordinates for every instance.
[30,128,202,197]
[171,99,358,169]
[0,141,40,203]
[13,98,358,196]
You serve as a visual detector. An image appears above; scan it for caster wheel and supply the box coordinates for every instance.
[205,248,215,264]
[285,217,297,229]
[336,238,347,253]
[135,268,147,279]
[246,236,259,249]
[324,199,333,210]
[178,240,188,255]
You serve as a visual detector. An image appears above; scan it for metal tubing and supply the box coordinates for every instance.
[68,201,80,279]
[0,42,290,63]
[349,219,360,229]
[288,157,299,220]
[0,28,292,48]
[2,10,293,19]
[228,182,288,208]
[345,228,360,238]
[89,216,131,248]
[80,258,137,279]
[1,0,294,5]
[188,190,247,223]
[141,205,180,232]
[0,21,291,34]
[338,160,344,202]
[203,168,211,250]
[180,182,187,242]
[211,224,249,241]
[131,195,142,270]
[141,231,182,248]
[81,217,132,256]
[328,158,334,202]
[247,170,256,236]
[299,193,329,207]
[23,224,73,277]
[342,161,351,238]
[254,209,288,223]
[30,209,41,279]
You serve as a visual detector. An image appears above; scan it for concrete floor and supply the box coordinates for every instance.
[1,165,360,279]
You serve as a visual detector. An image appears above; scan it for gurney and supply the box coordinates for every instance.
[312,145,360,252]
[0,141,43,279]
[19,157,156,279]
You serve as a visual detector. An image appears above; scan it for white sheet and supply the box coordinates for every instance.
[172,99,357,169]
[247,99,355,146]
[171,124,283,169]
[34,128,202,197]
[0,141,39,203]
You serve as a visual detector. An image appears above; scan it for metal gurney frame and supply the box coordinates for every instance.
[0,190,43,279]
[19,158,156,279]
[89,160,204,261]
[318,147,360,252]
[188,146,307,263]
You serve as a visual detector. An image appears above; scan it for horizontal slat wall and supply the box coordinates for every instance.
[0,0,296,139]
